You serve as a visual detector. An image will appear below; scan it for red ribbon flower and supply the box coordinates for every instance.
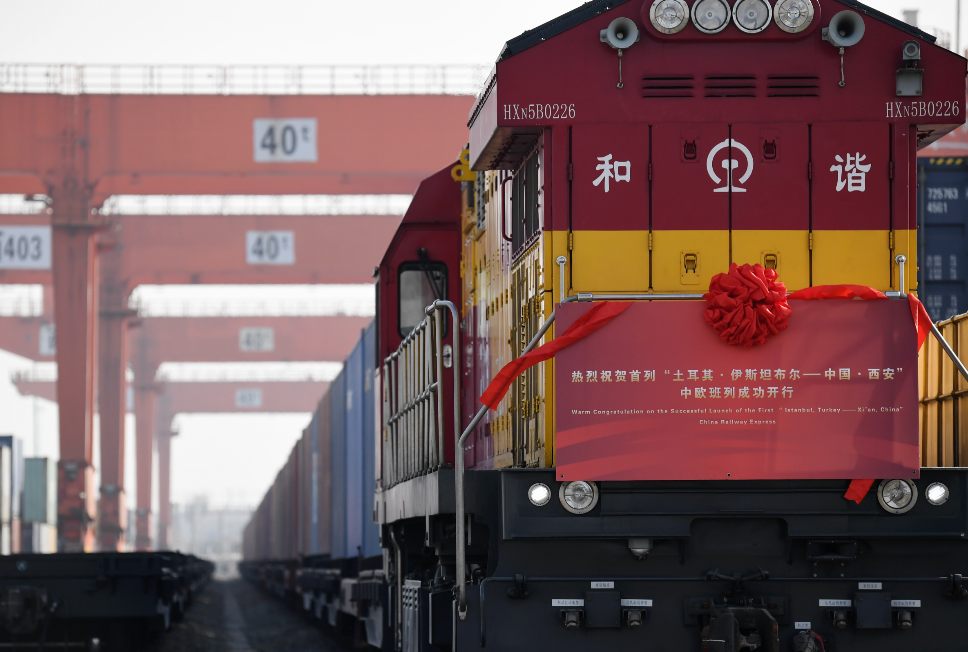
[703,263,792,348]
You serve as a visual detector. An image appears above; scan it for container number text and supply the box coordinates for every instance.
[246,231,295,265]
[0,226,51,270]
[253,118,318,163]
[886,100,960,118]
[504,103,575,121]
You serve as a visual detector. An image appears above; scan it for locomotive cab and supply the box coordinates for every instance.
[378,1,968,651]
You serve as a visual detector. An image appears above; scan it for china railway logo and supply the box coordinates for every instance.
[707,138,754,193]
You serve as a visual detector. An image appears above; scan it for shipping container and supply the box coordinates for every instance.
[329,368,346,559]
[345,329,364,557]
[315,393,332,557]
[918,158,968,320]
[361,322,379,557]
[22,457,56,525]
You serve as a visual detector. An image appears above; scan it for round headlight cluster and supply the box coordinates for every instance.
[773,0,814,33]
[926,482,950,506]
[559,480,599,514]
[528,482,551,506]
[877,479,918,514]
[648,0,815,35]
[733,0,772,34]
[650,0,689,34]
[692,0,731,34]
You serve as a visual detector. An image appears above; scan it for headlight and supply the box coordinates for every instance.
[650,0,689,34]
[559,481,599,514]
[528,482,551,506]
[877,479,918,514]
[692,0,731,34]
[773,0,814,33]
[733,0,772,34]
[926,482,949,506]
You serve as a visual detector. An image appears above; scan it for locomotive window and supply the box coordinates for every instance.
[398,262,447,337]
[511,149,541,253]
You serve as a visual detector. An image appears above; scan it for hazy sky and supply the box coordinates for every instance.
[0,1,962,66]
[0,0,963,522]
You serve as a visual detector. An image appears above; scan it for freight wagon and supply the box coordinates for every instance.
[243,0,968,650]
[240,320,387,645]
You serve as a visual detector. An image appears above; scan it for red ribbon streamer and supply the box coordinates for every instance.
[788,286,933,503]
[479,301,632,410]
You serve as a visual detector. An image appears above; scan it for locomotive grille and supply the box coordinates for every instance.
[641,75,694,98]
[766,75,820,97]
[704,75,757,98]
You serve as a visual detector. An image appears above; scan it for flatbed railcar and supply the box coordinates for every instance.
[0,551,213,650]
[242,0,968,650]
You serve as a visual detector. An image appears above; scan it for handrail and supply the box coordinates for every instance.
[426,300,461,469]
[930,321,968,382]
[500,176,514,244]
[453,292,703,619]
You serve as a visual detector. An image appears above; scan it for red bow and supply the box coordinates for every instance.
[703,263,792,347]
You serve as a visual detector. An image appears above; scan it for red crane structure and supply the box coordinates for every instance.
[0,71,474,549]
[0,209,398,550]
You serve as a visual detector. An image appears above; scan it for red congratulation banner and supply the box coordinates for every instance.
[554,300,920,482]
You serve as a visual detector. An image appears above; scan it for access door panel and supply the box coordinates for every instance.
[812,122,891,289]
[571,124,649,291]
[730,122,810,289]
[652,123,729,291]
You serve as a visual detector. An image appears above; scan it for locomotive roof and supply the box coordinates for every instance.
[498,0,936,62]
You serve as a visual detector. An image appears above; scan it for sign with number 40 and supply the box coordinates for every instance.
[253,118,317,163]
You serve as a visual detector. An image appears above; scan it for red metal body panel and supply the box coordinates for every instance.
[554,300,919,481]
[377,165,462,466]
[652,123,729,230]
[731,123,810,230]
[571,124,649,230]
[811,122,890,230]
[472,2,964,171]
